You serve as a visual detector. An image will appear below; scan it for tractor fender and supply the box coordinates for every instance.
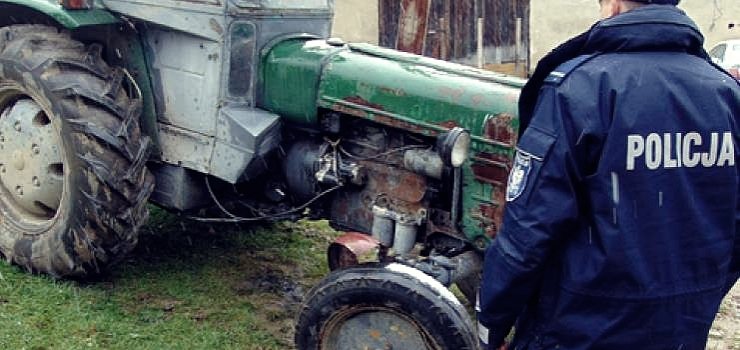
[0,0,118,29]
[0,2,159,151]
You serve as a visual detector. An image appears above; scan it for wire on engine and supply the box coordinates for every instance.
[188,177,342,223]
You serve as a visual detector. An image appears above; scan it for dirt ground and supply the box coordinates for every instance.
[707,282,740,350]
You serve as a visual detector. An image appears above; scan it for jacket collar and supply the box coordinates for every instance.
[584,5,706,56]
[518,5,710,136]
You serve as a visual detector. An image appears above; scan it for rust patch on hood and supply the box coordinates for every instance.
[484,113,516,146]
[471,152,510,185]
[330,96,439,137]
[469,113,518,239]
[470,152,510,239]
[344,96,387,111]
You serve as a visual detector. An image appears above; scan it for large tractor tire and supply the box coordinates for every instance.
[0,25,154,277]
[295,263,479,350]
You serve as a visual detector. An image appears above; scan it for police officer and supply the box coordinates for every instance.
[477,0,739,349]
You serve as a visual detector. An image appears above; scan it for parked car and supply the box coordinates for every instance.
[709,39,740,80]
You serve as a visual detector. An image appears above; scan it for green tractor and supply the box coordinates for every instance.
[0,0,523,348]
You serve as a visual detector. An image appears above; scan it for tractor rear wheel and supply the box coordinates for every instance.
[295,263,479,350]
[0,25,154,277]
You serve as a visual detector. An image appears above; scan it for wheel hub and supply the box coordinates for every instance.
[0,99,63,218]
[325,309,434,349]
[12,150,26,170]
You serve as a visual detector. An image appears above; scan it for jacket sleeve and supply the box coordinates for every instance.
[477,85,584,348]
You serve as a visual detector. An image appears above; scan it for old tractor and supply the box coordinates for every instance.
[0,0,523,348]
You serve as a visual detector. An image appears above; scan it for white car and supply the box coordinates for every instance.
[709,39,740,80]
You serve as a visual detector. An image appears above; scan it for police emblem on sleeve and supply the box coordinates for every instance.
[506,152,532,202]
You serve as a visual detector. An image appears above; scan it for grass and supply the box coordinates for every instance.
[1,206,735,349]
[0,206,340,350]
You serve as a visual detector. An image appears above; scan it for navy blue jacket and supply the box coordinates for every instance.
[478,5,740,350]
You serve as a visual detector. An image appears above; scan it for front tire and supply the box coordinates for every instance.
[295,263,479,350]
[0,25,154,277]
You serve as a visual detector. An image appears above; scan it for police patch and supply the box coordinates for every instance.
[506,152,532,202]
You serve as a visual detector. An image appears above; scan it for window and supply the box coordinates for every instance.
[709,44,727,61]
[727,44,740,66]
[228,22,256,99]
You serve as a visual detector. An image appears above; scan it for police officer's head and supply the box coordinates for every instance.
[599,0,680,19]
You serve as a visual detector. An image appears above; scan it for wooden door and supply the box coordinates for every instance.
[379,0,530,74]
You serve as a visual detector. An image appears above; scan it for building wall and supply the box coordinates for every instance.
[530,0,740,69]
[332,0,379,44]
[683,0,739,46]
[529,0,599,68]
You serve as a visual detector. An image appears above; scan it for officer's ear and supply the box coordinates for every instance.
[599,0,622,19]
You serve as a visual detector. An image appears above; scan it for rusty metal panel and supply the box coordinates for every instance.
[329,162,428,234]
[395,0,431,55]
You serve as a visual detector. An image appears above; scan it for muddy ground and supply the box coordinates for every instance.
[708,282,740,350]
[1,212,734,349]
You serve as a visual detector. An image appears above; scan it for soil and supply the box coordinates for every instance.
[125,216,740,349]
[708,282,740,350]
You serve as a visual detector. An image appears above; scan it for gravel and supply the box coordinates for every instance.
[707,281,740,350]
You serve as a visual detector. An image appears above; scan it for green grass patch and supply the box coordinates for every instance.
[0,207,340,349]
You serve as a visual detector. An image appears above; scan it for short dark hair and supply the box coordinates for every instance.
[629,0,680,4]
[600,0,680,4]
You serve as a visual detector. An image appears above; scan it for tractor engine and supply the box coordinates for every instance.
[258,37,523,257]
[280,119,465,257]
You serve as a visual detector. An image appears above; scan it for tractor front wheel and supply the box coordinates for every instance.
[295,263,479,350]
[0,25,154,277]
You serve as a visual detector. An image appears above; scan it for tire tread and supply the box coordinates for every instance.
[0,25,153,277]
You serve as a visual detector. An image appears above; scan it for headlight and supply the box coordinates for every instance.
[438,127,471,168]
